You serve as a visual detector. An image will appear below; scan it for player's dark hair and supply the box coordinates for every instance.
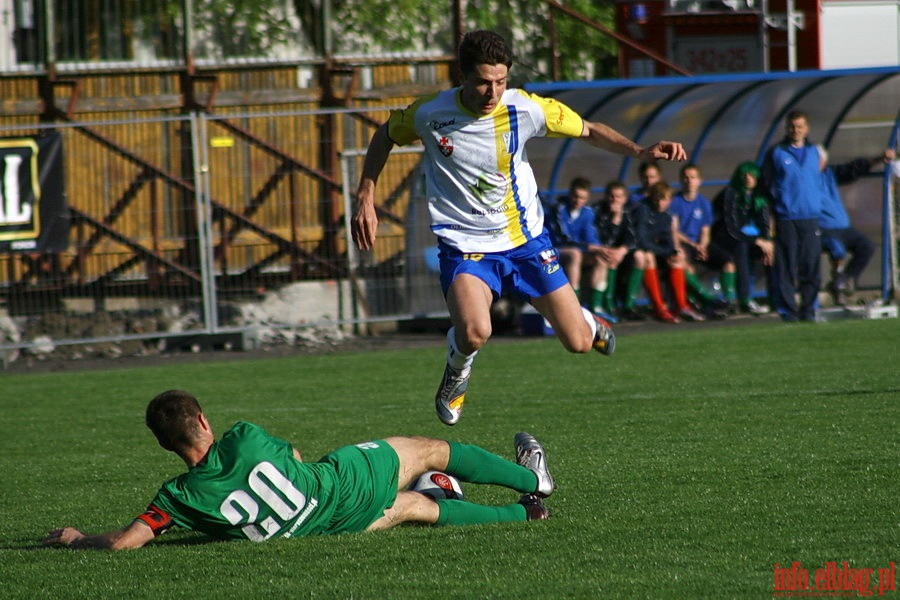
[637,161,660,177]
[458,30,513,78]
[146,389,203,451]
[569,176,591,194]
[648,181,672,204]
[605,180,628,197]
[680,163,701,178]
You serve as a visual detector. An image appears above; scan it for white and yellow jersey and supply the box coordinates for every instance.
[388,88,584,253]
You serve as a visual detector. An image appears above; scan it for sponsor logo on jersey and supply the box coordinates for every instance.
[429,118,456,130]
[438,136,453,157]
[471,203,510,216]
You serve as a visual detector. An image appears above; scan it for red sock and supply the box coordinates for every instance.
[669,267,688,310]
[643,268,668,313]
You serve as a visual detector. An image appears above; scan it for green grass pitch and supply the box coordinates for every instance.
[1,318,897,598]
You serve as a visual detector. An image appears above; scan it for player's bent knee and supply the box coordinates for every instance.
[462,323,492,350]
[559,329,594,354]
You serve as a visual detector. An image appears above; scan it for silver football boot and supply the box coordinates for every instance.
[592,314,616,356]
[514,432,555,497]
[435,364,470,426]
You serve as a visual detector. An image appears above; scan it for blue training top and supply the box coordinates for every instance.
[818,167,851,230]
[546,198,601,249]
[762,141,822,220]
[670,192,713,243]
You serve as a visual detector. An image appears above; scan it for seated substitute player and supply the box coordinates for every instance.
[628,160,662,204]
[712,161,774,315]
[669,163,733,317]
[816,145,894,304]
[628,182,705,323]
[352,30,686,425]
[545,176,607,314]
[43,390,556,550]
[592,180,636,318]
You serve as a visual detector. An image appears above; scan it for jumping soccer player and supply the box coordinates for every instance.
[352,30,686,425]
[43,390,555,549]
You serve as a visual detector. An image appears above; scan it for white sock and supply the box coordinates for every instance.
[581,307,598,338]
[446,326,477,372]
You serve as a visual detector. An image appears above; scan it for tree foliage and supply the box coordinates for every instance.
[144,0,618,79]
[146,0,301,59]
[295,0,619,81]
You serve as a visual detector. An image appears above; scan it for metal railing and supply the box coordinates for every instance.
[0,110,439,362]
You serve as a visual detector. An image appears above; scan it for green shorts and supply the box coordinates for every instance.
[318,440,400,534]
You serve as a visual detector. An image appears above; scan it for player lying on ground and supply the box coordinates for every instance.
[43,390,555,550]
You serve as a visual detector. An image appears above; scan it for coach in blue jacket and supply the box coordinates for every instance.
[761,110,824,322]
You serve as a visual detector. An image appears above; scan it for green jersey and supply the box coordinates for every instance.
[137,422,398,541]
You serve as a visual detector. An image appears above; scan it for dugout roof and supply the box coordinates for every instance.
[525,66,900,294]
[526,66,900,198]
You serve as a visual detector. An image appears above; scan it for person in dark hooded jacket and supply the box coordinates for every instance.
[713,161,774,315]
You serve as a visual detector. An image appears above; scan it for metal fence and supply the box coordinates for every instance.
[0,109,441,364]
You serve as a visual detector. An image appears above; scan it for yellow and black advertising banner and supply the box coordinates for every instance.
[0,131,69,253]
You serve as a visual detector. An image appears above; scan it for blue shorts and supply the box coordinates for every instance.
[438,231,570,300]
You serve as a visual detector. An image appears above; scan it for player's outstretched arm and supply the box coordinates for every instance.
[43,520,155,551]
[580,121,687,162]
[352,122,395,251]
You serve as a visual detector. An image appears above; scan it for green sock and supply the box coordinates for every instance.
[447,441,536,492]
[685,272,715,303]
[604,268,618,311]
[624,268,644,310]
[435,499,526,526]
[721,271,737,301]
[590,288,605,312]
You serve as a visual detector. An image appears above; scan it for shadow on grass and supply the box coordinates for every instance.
[16,532,221,551]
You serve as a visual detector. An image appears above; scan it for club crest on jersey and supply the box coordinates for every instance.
[437,136,453,157]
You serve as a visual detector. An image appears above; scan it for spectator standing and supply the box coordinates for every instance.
[760,110,824,322]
